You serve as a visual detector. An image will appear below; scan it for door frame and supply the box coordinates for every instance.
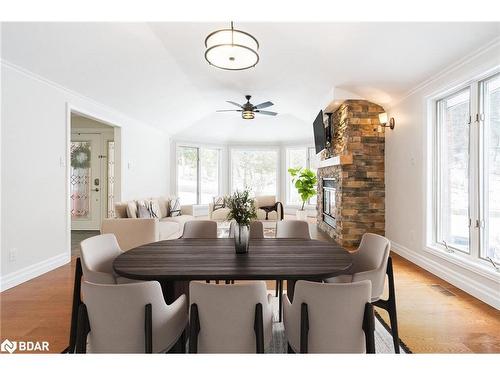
[70,132,103,230]
[65,103,122,259]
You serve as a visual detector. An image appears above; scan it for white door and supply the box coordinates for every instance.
[70,134,102,230]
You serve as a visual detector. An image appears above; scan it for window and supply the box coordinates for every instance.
[436,89,471,253]
[231,149,278,196]
[480,74,500,263]
[286,147,319,205]
[176,146,220,205]
[199,148,219,204]
[432,71,500,267]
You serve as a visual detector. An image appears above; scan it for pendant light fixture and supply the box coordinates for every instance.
[204,21,259,71]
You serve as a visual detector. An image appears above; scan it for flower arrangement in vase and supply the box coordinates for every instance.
[226,189,257,254]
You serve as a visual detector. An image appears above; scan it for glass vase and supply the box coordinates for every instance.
[234,223,250,254]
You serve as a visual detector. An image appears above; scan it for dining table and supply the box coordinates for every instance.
[113,237,353,304]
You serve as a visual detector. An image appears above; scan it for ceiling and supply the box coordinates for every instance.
[2,22,499,143]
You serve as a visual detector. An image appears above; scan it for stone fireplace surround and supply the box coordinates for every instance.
[317,100,385,249]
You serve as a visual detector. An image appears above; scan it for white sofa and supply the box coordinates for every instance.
[208,195,283,222]
[101,197,194,251]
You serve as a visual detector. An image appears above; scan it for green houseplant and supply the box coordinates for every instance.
[226,189,257,253]
[288,167,317,220]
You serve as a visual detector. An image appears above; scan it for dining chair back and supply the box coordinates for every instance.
[78,281,187,353]
[188,281,273,353]
[80,233,123,284]
[350,233,391,300]
[182,220,218,239]
[283,280,374,353]
[276,220,311,239]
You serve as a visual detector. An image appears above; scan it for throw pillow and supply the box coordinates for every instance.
[169,197,181,217]
[126,201,138,218]
[157,197,169,218]
[149,199,161,218]
[213,196,226,211]
[137,200,151,218]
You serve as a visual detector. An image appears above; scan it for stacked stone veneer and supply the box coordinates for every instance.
[317,100,385,249]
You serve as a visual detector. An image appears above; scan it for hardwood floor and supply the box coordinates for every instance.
[1,226,499,353]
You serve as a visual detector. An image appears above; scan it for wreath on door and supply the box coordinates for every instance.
[71,143,91,169]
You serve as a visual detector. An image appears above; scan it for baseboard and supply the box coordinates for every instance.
[0,253,70,292]
[390,241,500,310]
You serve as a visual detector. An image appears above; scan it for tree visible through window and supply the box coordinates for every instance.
[177,146,220,205]
[231,149,278,196]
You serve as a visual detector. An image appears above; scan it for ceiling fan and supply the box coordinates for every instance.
[217,95,278,119]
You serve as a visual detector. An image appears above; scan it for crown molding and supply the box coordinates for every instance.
[387,36,500,109]
[1,59,170,136]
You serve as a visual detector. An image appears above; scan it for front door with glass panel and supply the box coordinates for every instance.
[70,134,101,230]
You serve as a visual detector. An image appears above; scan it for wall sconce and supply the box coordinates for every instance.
[378,112,395,131]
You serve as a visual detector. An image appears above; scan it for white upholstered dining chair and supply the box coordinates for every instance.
[65,233,136,353]
[283,280,375,353]
[181,220,217,239]
[276,220,311,239]
[324,232,400,353]
[188,281,273,353]
[76,281,188,353]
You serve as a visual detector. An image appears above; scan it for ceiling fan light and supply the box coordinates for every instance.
[242,110,255,119]
[205,22,259,71]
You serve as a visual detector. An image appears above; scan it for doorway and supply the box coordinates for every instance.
[69,113,119,251]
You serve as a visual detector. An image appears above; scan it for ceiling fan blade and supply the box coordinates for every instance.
[255,110,278,116]
[226,100,244,108]
[253,101,274,109]
[216,109,242,112]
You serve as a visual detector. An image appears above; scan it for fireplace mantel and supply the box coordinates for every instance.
[318,154,353,168]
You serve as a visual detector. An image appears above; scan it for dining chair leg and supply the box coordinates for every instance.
[189,304,200,354]
[75,303,90,354]
[64,257,83,354]
[373,257,400,353]
[386,257,400,354]
[144,303,153,353]
[254,303,264,353]
[278,280,283,322]
[300,303,309,354]
[362,303,375,354]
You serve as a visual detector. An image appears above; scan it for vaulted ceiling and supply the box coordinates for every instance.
[2,22,499,142]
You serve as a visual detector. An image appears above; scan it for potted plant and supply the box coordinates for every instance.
[288,167,317,221]
[226,189,257,254]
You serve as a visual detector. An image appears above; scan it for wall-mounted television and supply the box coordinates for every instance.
[313,110,326,154]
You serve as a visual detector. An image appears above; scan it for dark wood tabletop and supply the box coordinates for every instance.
[113,238,352,281]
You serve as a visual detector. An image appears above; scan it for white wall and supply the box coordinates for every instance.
[385,40,500,308]
[0,61,170,290]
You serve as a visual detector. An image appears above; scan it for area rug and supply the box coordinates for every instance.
[266,292,410,354]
